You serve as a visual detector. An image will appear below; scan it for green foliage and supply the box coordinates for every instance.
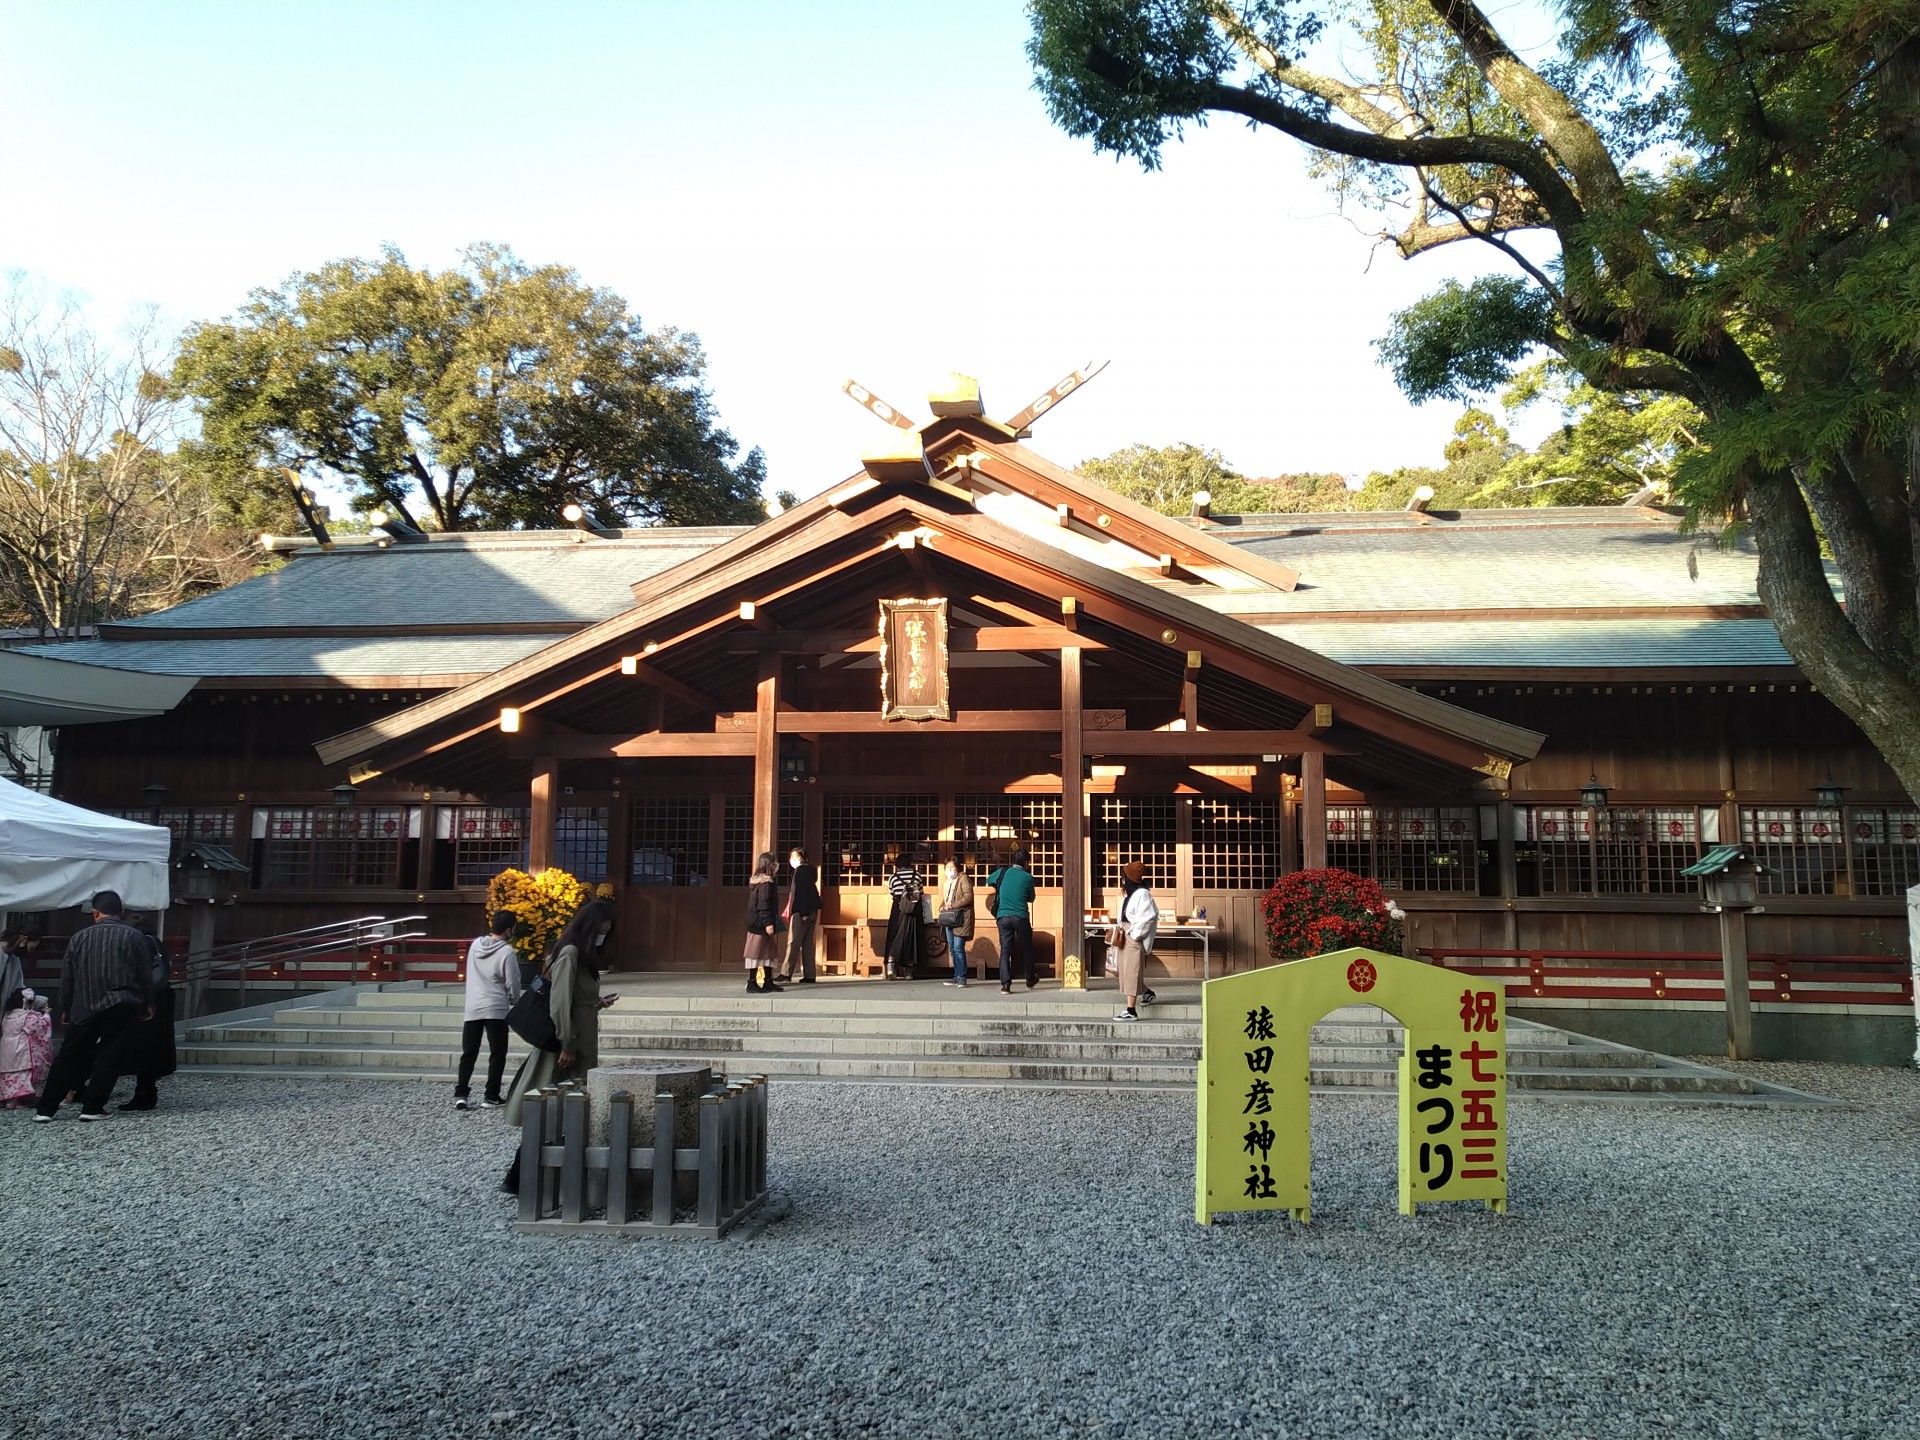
[1078,441,1352,514]
[173,244,766,532]
[1029,0,1920,799]
[1378,279,1557,405]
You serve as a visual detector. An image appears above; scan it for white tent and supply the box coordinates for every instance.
[0,775,171,911]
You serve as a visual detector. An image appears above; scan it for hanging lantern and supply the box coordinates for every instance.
[1579,774,1610,810]
[1812,774,1850,809]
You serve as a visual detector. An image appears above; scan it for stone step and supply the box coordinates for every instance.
[258,1008,1525,1049]
[173,1037,1732,1093]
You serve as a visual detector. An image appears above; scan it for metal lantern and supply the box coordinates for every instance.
[1682,844,1765,912]
[141,780,169,821]
[1812,774,1851,809]
[331,780,358,808]
[1578,773,1610,810]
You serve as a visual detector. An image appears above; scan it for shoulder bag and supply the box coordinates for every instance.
[506,966,561,1052]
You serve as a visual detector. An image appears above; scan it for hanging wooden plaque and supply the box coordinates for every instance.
[878,597,950,721]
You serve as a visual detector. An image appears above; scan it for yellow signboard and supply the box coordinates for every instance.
[1195,947,1508,1224]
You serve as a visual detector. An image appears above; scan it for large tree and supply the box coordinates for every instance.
[0,284,282,635]
[172,245,767,532]
[1029,2,1920,798]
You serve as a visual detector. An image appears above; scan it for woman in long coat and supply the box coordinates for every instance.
[883,851,924,979]
[937,858,974,987]
[744,852,782,993]
[504,899,614,1128]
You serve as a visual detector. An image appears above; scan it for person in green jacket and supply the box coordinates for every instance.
[987,849,1038,992]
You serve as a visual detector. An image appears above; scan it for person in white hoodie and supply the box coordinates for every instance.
[455,910,522,1110]
[1113,862,1160,1023]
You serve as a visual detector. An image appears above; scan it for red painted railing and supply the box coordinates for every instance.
[1420,947,1914,1007]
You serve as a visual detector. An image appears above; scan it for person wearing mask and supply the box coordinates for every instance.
[744,852,783,993]
[503,901,616,1123]
[455,909,522,1110]
[987,848,1038,993]
[779,847,820,985]
[1112,861,1160,1022]
[937,857,975,988]
[33,891,155,1123]
[884,851,924,980]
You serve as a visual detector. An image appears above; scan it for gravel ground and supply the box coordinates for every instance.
[6,1070,1919,1440]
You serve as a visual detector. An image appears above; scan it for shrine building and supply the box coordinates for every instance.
[26,376,1911,1010]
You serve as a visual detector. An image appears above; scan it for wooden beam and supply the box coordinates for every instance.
[1060,645,1085,988]
[1091,730,1352,758]
[1183,650,1201,733]
[622,657,719,714]
[532,732,758,759]
[725,626,1104,655]
[716,708,1128,735]
[752,654,780,860]
[739,600,773,632]
[1305,703,1334,734]
[1300,751,1327,869]
[529,757,557,872]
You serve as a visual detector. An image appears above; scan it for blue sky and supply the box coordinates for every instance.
[0,0,1559,502]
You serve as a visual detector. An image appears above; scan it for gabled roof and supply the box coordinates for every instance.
[314,475,1544,793]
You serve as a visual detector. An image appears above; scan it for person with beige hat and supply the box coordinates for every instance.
[1113,860,1159,1021]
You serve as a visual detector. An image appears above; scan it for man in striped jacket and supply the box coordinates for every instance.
[34,890,156,1123]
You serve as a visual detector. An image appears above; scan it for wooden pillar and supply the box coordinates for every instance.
[1719,906,1753,1059]
[1300,750,1328,869]
[1277,769,1299,875]
[1496,796,1519,949]
[530,758,558,872]
[1060,645,1085,989]
[608,785,631,888]
[751,654,780,860]
[416,801,438,894]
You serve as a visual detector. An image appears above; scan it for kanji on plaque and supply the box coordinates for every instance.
[1195,947,1509,1225]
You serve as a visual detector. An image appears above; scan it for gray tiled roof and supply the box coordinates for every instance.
[1207,511,1790,613]
[111,530,745,631]
[27,634,566,678]
[23,509,1808,681]
[1268,618,1793,669]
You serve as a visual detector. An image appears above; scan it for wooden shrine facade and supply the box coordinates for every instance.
[35,380,1918,978]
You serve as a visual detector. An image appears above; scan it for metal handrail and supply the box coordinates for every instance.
[184,928,433,981]
[199,914,425,965]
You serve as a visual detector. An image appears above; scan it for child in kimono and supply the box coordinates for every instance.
[1,990,53,1106]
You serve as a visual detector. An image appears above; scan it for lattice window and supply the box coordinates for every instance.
[629,796,711,887]
[1097,796,1177,892]
[825,794,938,887]
[718,794,807,886]
[956,794,1064,887]
[1325,805,1376,878]
[1192,797,1281,890]
[446,805,528,887]
[1326,805,1478,893]
[552,806,609,884]
[1519,805,1714,895]
[258,806,411,888]
[1520,806,1594,894]
[1742,805,1843,896]
[1847,807,1920,897]
[113,807,237,847]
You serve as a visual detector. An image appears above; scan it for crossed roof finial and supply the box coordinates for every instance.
[841,361,1109,441]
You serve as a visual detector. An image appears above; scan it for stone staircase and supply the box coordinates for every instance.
[174,980,1822,1104]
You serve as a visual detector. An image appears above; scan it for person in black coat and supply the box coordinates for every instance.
[116,921,176,1111]
[779,847,821,984]
[743,852,783,993]
[883,851,925,980]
